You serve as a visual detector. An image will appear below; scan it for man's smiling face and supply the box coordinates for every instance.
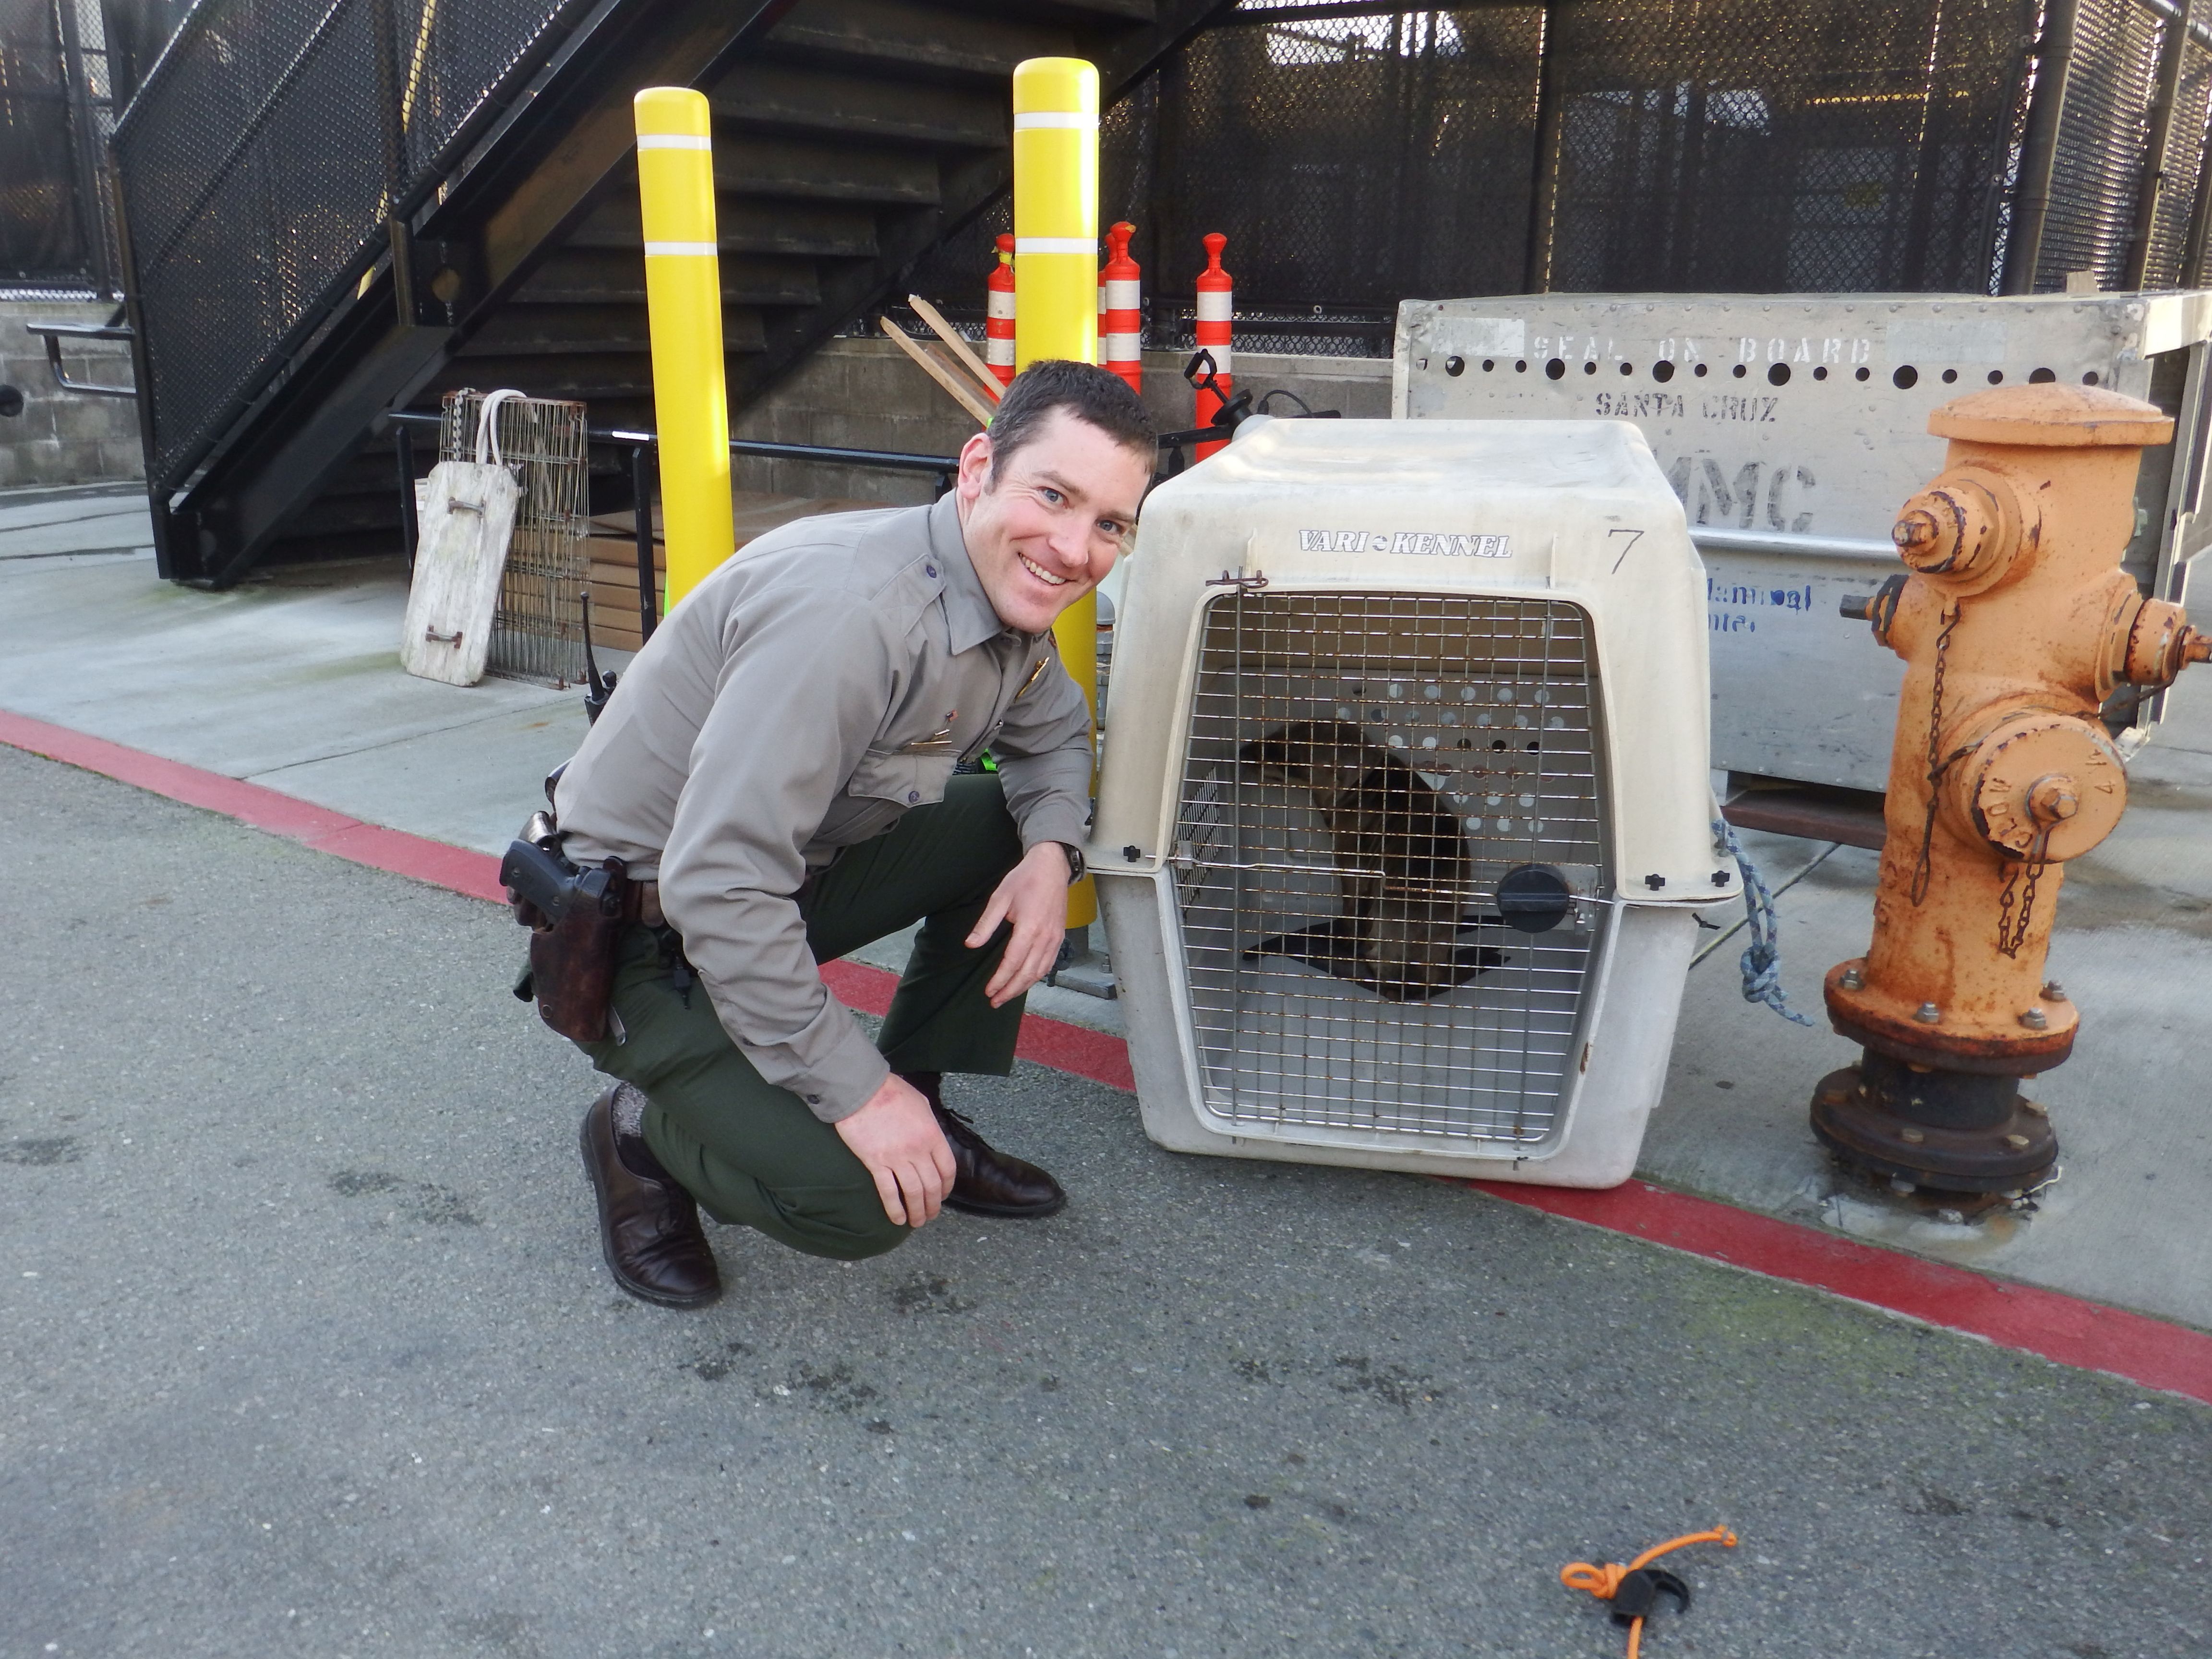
[954,408,1151,637]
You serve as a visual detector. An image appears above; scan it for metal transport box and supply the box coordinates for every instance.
[1394,294,2212,792]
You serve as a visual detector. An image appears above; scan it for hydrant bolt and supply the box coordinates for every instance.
[2025,775,2079,826]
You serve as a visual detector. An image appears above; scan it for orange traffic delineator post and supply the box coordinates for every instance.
[1193,231,1232,458]
[1101,220,1142,394]
[986,233,1016,390]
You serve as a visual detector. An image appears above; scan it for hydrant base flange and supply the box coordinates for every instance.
[1827,962,2077,1075]
[1810,1064,2057,1193]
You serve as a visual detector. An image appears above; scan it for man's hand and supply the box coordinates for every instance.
[967,842,1073,1007]
[835,1073,956,1227]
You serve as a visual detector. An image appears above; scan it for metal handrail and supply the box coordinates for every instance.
[383,409,958,475]
[23,321,135,397]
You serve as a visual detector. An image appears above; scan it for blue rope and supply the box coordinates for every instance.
[1714,817,1815,1027]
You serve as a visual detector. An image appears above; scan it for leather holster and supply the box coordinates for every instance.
[513,809,634,1044]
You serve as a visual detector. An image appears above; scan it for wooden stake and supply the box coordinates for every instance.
[907,294,1002,402]
[878,316,997,426]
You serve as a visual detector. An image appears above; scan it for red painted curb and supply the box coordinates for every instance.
[6,708,2205,1404]
[0,710,508,903]
[1461,1178,2212,1405]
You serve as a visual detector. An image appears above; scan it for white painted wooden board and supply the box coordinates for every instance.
[400,457,519,686]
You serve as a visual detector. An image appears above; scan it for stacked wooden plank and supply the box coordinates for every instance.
[585,518,664,654]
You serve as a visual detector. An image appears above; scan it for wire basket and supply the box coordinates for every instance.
[438,388,589,685]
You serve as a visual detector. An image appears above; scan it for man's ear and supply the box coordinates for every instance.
[956,431,995,502]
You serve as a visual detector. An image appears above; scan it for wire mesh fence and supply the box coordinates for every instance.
[0,0,123,289]
[1169,589,1606,1146]
[908,0,2212,360]
[438,388,589,687]
[110,0,583,490]
[2042,0,2167,290]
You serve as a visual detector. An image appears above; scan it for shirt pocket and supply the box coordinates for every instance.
[846,746,957,810]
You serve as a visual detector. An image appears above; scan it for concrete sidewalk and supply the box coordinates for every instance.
[3,745,2205,1659]
[8,519,2212,1336]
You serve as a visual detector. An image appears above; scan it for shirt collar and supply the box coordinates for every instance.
[929,491,1030,654]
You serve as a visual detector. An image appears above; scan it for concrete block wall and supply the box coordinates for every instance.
[729,337,1393,505]
[0,301,143,490]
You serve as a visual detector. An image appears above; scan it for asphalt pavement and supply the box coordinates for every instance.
[2,744,2207,1659]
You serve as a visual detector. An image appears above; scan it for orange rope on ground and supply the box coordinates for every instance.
[1560,1527,1738,1659]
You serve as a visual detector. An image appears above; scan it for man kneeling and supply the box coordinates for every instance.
[544,361,1153,1305]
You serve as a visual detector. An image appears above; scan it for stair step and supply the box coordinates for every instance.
[430,357,667,402]
[571,195,879,260]
[951,0,1156,23]
[712,133,942,205]
[463,305,769,356]
[765,0,1079,81]
[933,0,1155,21]
[516,249,822,308]
[461,305,654,356]
[710,61,1007,149]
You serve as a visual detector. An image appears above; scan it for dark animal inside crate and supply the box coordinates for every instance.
[1171,592,1609,1148]
[1238,719,1507,1001]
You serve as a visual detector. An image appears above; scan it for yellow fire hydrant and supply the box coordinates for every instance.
[1813,384,2210,1193]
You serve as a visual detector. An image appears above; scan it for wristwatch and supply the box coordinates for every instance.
[1055,842,1086,885]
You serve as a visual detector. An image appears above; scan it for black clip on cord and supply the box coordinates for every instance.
[1181,349,1255,432]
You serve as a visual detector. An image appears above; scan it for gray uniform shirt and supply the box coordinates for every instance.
[554,493,1094,1123]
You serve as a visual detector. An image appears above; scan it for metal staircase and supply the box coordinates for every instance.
[112,0,1231,586]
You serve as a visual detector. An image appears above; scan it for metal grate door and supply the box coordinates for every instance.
[438,389,589,686]
[1170,589,1609,1146]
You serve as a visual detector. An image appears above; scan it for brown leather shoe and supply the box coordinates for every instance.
[578,1085,721,1307]
[902,1072,1066,1218]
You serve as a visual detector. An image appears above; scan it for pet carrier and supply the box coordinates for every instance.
[1091,416,1735,1186]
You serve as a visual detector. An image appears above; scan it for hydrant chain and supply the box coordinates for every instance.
[1995,830,2053,960]
[1908,601,1965,906]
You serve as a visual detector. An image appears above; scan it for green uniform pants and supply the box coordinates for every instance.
[575,774,1028,1261]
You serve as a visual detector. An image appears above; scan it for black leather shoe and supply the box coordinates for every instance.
[902,1071,1066,1218]
[578,1086,721,1307]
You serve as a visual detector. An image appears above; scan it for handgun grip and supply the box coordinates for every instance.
[500,839,577,924]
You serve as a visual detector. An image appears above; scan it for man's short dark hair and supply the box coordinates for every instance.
[987,359,1155,479]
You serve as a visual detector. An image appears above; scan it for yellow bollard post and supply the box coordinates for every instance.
[634,87,733,612]
[1012,56,1101,931]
